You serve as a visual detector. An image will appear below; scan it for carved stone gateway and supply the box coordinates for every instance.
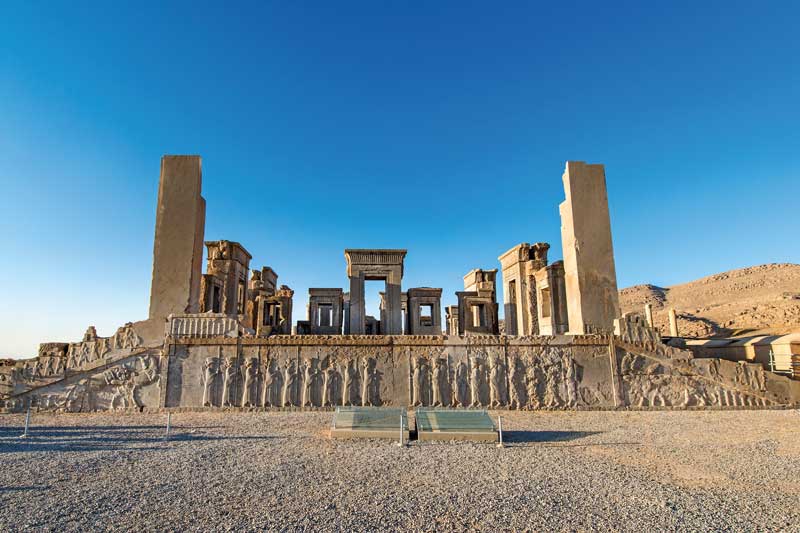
[344,249,407,335]
[406,288,443,335]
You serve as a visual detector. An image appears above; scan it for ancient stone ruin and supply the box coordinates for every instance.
[1,156,798,412]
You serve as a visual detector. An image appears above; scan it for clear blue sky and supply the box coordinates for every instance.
[1,1,798,357]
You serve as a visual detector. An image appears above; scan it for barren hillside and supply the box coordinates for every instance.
[620,263,800,338]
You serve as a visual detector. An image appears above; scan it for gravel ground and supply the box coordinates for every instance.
[1,409,799,532]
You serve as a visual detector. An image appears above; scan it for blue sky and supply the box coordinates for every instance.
[1,1,798,357]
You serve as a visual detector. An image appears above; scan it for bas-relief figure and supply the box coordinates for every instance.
[241,357,260,407]
[431,358,445,407]
[302,358,320,407]
[261,358,282,407]
[452,361,469,408]
[221,357,240,407]
[361,358,380,407]
[469,359,483,408]
[202,356,221,407]
[321,360,341,407]
[283,359,299,407]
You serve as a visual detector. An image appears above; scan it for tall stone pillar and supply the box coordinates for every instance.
[384,270,403,335]
[644,303,654,328]
[559,161,620,334]
[348,273,365,334]
[668,308,679,337]
[148,155,206,321]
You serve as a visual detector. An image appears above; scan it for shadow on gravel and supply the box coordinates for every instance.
[505,430,601,443]
[0,429,280,453]
[0,485,51,493]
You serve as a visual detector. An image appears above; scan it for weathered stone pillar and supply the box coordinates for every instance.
[559,161,620,334]
[148,155,206,321]
[644,303,654,328]
[669,308,679,337]
[348,273,365,334]
[384,270,403,335]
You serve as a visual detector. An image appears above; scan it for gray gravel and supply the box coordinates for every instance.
[1,410,799,532]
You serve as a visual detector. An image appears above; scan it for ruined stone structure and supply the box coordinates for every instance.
[406,288,443,335]
[560,161,620,334]
[298,289,344,335]
[456,269,500,336]
[2,156,797,412]
[499,242,568,336]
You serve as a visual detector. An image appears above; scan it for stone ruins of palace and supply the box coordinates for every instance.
[1,156,798,412]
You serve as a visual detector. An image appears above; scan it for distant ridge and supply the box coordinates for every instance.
[620,263,800,338]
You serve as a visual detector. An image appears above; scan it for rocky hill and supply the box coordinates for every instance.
[620,263,800,338]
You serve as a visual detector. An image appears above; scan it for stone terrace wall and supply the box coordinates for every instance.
[163,334,624,410]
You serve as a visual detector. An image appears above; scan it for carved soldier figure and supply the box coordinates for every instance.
[543,361,562,408]
[508,357,524,409]
[43,355,55,376]
[241,357,260,407]
[283,359,298,407]
[342,359,353,406]
[221,357,239,407]
[321,360,337,407]
[488,357,506,407]
[361,358,380,407]
[562,354,578,408]
[452,361,469,407]
[412,357,426,407]
[469,359,482,407]
[302,359,318,408]
[203,357,220,407]
[261,359,276,407]
[431,358,445,407]
[346,359,360,405]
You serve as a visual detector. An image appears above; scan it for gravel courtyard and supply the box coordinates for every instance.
[1,409,798,532]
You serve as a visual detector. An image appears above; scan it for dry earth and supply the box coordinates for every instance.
[620,263,800,338]
[1,410,799,532]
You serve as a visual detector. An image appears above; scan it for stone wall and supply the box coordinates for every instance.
[4,316,798,412]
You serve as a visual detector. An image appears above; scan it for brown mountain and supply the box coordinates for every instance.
[619,263,800,338]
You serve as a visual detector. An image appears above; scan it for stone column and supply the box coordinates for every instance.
[668,308,679,337]
[148,155,206,321]
[384,269,403,335]
[559,161,620,334]
[348,274,365,334]
[644,303,654,328]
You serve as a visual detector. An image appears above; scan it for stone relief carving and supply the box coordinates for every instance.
[361,358,381,407]
[619,351,773,408]
[13,352,162,413]
[507,356,524,409]
[261,358,282,407]
[302,358,320,407]
[241,357,260,407]
[488,356,507,407]
[282,359,299,407]
[321,360,341,407]
[221,357,240,407]
[411,356,429,407]
[469,358,483,407]
[202,356,221,407]
[451,361,469,407]
[342,358,361,406]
